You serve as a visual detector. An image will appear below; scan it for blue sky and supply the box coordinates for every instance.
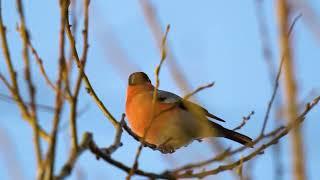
[0,0,320,179]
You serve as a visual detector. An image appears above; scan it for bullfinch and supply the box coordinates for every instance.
[125,72,252,152]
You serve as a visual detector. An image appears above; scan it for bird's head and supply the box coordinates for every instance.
[128,72,151,86]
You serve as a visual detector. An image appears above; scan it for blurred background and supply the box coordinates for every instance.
[0,0,320,179]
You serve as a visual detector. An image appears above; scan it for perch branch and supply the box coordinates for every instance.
[175,96,319,178]
[65,8,119,128]
[55,133,92,180]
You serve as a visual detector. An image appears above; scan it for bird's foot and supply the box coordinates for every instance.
[158,138,175,154]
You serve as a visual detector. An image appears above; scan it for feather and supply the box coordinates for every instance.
[157,90,225,122]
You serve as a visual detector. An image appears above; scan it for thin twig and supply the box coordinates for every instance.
[29,41,70,101]
[260,14,302,135]
[16,0,43,168]
[169,148,232,174]
[127,24,170,179]
[175,96,320,178]
[55,114,125,179]
[0,0,50,141]
[44,1,69,179]
[101,114,125,154]
[139,0,192,94]
[66,0,79,74]
[260,58,284,135]
[0,93,55,112]
[170,126,283,174]
[256,6,301,179]
[55,132,92,180]
[0,73,12,90]
[233,111,255,131]
[255,1,283,178]
[0,1,19,91]
[65,10,119,128]
[183,82,215,100]
[68,0,90,152]
[178,124,287,173]
[28,43,60,95]
[171,94,319,174]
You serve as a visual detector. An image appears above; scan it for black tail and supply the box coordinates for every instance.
[222,128,253,147]
[208,121,253,147]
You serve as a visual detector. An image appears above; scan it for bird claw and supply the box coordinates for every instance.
[158,144,175,154]
[157,137,175,154]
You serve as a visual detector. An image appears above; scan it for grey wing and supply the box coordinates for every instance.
[157,90,182,103]
[157,90,225,122]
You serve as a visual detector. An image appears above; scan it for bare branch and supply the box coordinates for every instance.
[127,24,170,179]
[44,1,69,179]
[260,14,302,135]
[233,111,255,131]
[256,4,301,179]
[65,11,119,128]
[277,1,306,180]
[139,0,192,94]
[28,42,61,95]
[0,73,12,90]
[122,121,158,150]
[88,135,173,180]
[0,1,19,90]
[0,93,55,112]
[73,0,90,98]
[68,0,90,152]
[171,93,320,176]
[175,95,320,178]
[260,58,284,135]
[55,113,125,179]
[183,82,215,100]
[55,133,93,180]
[101,114,125,155]
[0,0,50,141]
[16,0,43,168]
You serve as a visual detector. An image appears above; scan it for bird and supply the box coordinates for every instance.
[125,72,253,153]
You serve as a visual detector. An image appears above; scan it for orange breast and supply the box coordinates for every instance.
[126,92,153,135]
[125,85,175,145]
